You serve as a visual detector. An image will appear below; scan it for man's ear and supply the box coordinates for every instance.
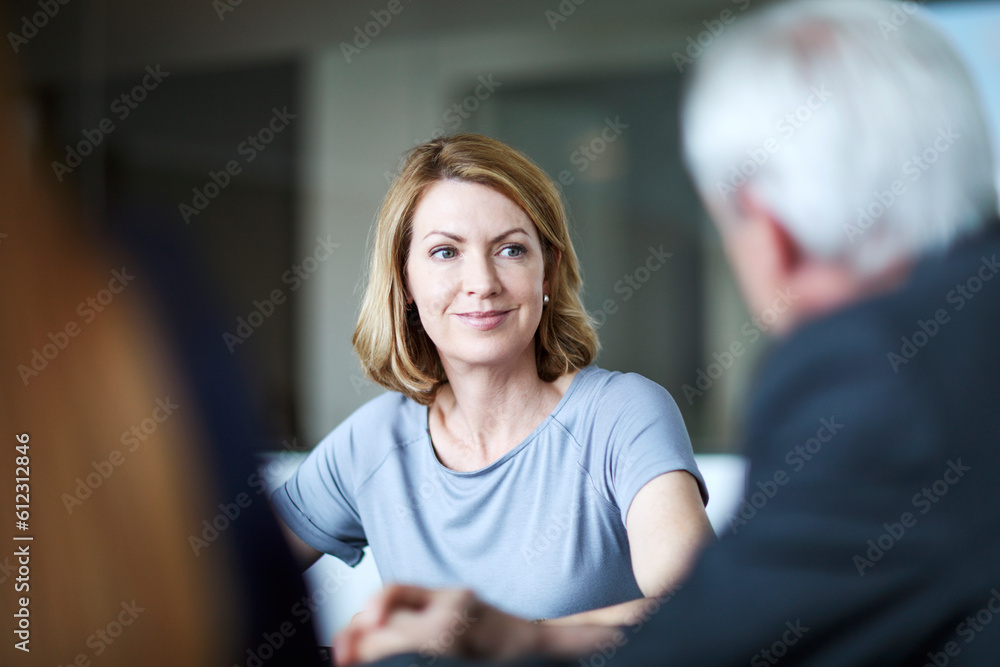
[738,190,803,281]
[763,213,802,278]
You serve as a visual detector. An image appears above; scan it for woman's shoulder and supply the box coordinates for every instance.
[318,390,426,463]
[566,365,678,410]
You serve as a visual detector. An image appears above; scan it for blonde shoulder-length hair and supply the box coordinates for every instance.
[353,133,599,405]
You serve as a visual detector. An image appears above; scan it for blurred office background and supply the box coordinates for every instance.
[7,0,999,454]
[8,0,1000,643]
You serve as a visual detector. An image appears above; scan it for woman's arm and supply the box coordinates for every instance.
[544,470,714,626]
[274,510,323,571]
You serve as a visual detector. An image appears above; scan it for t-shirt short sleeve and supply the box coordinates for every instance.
[584,371,708,525]
[271,422,369,566]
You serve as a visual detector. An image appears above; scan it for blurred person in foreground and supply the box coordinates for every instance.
[332,0,1000,664]
[0,49,321,666]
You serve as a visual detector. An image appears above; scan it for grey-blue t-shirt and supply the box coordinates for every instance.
[272,366,707,619]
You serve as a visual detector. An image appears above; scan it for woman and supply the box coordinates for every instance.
[273,134,712,625]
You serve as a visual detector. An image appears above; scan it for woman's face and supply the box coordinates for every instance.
[405,179,548,373]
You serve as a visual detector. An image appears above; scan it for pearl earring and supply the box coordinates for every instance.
[543,294,550,305]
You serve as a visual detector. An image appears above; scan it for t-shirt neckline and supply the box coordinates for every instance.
[422,366,594,477]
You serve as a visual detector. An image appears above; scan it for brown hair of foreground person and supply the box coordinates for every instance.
[0,58,236,664]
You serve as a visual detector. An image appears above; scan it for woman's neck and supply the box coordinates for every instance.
[430,353,577,471]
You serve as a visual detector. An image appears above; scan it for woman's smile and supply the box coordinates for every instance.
[454,309,512,331]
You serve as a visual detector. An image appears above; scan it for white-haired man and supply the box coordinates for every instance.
[333,1,1000,664]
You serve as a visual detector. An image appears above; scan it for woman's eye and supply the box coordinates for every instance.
[431,247,457,260]
[499,244,526,258]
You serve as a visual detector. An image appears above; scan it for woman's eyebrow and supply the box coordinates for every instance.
[422,227,530,243]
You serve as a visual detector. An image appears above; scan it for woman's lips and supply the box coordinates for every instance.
[456,310,510,331]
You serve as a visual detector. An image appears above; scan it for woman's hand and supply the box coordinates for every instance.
[332,585,623,666]
[332,585,539,666]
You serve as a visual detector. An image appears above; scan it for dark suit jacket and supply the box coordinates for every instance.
[378,222,1000,666]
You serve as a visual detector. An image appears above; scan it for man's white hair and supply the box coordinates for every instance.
[682,0,998,275]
